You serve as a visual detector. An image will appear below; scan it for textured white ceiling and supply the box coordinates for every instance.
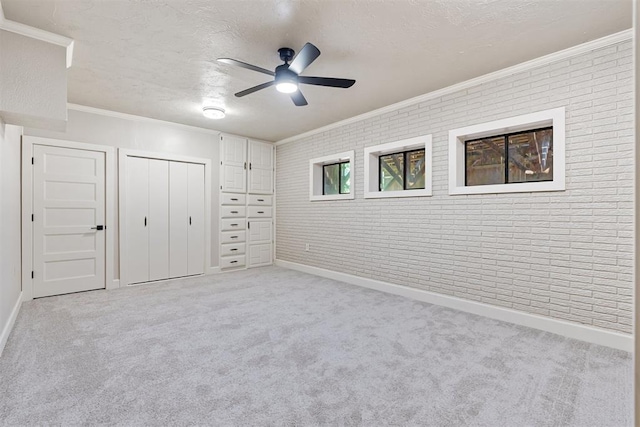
[2,0,632,141]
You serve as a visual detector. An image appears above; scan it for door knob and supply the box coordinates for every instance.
[91,225,105,231]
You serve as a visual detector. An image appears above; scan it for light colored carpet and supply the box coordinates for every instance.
[0,266,632,426]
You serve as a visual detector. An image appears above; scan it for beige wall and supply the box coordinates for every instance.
[0,121,23,354]
[24,109,222,277]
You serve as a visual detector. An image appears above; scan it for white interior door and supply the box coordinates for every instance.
[126,156,150,284]
[221,135,246,193]
[169,161,189,278]
[149,159,169,281]
[248,140,273,194]
[187,163,205,275]
[33,145,106,298]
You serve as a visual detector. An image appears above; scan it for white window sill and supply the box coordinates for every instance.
[310,193,355,201]
[364,189,432,199]
[449,181,564,195]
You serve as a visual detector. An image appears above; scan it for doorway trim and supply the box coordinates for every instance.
[21,136,116,301]
[118,148,213,287]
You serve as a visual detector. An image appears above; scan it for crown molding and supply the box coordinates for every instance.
[0,2,74,68]
[276,29,633,146]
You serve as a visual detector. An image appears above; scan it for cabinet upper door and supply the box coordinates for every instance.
[248,140,274,194]
[221,135,247,193]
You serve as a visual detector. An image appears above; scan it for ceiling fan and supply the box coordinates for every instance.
[218,42,356,106]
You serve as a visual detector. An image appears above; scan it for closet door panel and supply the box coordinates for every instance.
[169,161,189,278]
[148,159,169,281]
[188,163,205,275]
[126,157,150,284]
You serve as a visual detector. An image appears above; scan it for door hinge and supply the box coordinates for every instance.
[31,157,34,165]
[31,271,34,279]
[31,214,34,222]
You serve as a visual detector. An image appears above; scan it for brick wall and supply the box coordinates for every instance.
[275,40,633,335]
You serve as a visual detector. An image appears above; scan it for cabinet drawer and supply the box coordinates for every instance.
[221,206,246,218]
[247,195,272,206]
[221,230,246,244]
[221,193,246,205]
[220,254,246,269]
[221,218,246,231]
[247,206,272,218]
[221,242,245,256]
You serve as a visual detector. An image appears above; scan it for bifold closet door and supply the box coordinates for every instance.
[148,159,169,281]
[188,163,205,275]
[126,157,150,284]
[169,161,189,278]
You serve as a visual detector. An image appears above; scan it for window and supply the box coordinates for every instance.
[465,127,553,186]
[379,149,425,191]
[449,107,565,195]
[364,135,432,199]
[309,151,354,201]
[323,162,351,195]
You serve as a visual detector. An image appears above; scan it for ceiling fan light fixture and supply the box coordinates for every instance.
[202,106,225,119]
[275,80,298,94]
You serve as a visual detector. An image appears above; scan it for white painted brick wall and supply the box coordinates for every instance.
[275,41,633,335]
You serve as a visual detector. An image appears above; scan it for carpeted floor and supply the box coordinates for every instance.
[0,266,632,426]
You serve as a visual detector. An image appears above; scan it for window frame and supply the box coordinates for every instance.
[364,135,433,199]
[322,161,351,195]
[449,107,565,195]
[378,148,426,191]
[309,151,355,201]
[464,126,554,187]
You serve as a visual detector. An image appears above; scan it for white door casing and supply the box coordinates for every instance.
[32,145,106,298]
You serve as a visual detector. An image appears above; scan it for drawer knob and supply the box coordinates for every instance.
[230,236,238,239]
[230,248,238,251]
[231,198,238,201]
[231,223,238,226]
[231,211,238,214]
[230,260,238,264]
[258,211,264,214]
[257,199,264,202]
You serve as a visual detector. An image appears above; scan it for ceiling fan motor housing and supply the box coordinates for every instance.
[278,47,295,63]
[275,64,298,83]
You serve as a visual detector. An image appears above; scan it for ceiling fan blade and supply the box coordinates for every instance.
[218,58,275,76]
[299,76,356,88]
[235,81,275,97]
[290,90,308,106]
[288,43,321,75]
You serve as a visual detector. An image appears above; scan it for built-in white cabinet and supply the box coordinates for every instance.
[221,134,247,193]
[220,135,274,270]
[125,156,205,284]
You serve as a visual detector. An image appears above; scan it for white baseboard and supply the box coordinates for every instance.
[207,267,221,275]
[0,292,23,357]
[275,260,633,352]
